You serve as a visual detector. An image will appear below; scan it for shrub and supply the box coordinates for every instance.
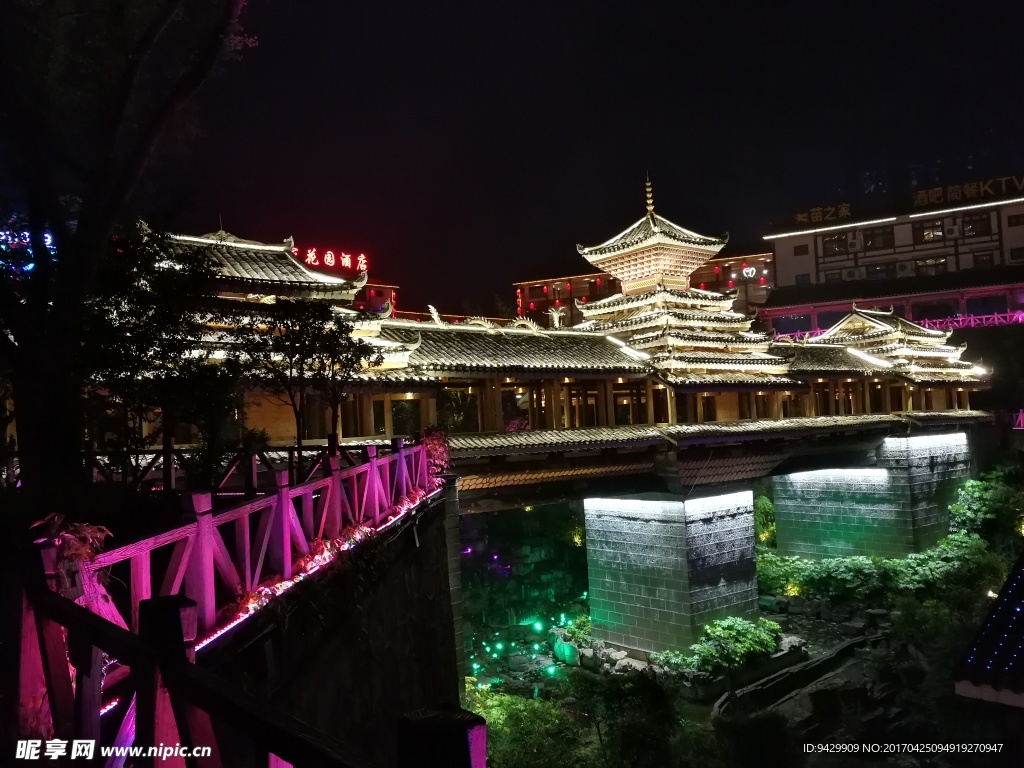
[651,617,782,676]
[753,495,776,547]
[564,614,590,644]
[754,546,807,595]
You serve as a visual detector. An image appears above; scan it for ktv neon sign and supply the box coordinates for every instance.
[291,247,367,273]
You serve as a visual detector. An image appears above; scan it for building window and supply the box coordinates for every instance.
[794,273,811,285]
[973,251,994,269]
[912,219,944,244]
[793,243,809,256]
[823,270,842,283]
[1007,213,1024,227]
[862,226,894,251]
[962,212,992,238]
[822,233,848,257]
[866,261,896,280]
[1010,247,1024,262]
[915,256,948,276]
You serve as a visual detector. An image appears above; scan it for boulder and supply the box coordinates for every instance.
[773,597,789,613]
[788,595,807,615]
[757,596,776,611]
[804,599,820,618]
[818,600,832,622]
[509,655,529,672]
[580,648,598,670]
[563,642,581,667]
[839,619,866,636]
[614,657,648,674]
[609,650,628,662]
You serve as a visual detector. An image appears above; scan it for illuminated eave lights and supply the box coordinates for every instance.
[762,217,898,240]
[846,346,892,368]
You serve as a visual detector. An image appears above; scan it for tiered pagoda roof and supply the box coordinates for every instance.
[570,182,795,391]
[772,307,985,385]
[170,231,366,301]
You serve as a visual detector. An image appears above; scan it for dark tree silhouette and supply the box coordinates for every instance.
[0,1,248,497]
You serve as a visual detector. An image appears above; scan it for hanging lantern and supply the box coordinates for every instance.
[713,266,719,274]
[581,296,587,303]
[517,307,522,315]
[759,276,766,285]
[543,286,548,293]
[728,280,734,288]
[566,283,571,292]
[555,299,561,307]
[516,288,521,295]
[529,302,535,310]
[699,283,705,290]
[595,277,601,286]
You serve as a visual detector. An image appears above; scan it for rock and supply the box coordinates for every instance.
[563,643,581,667]
[773,597,789,613]
[758,596,776,610]
[777,635,807,654]
[509,655,529,672]
[580,648,598,670]
[614,657,648,674]
[819,600,832,622]
[600,663,612,674]
[805,599,820,618]
[831,606,851,623]
[590,639,607,653]
[788,596,807,615]
[609,650,628,662]
[547,627,567,650]
[839,619,866,636]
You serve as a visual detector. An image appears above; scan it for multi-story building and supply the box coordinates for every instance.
[513,272,621,327]
[352,281,398,314]
[759,195,1024,336]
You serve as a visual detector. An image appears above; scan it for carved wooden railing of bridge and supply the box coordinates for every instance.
[15,440,482,768]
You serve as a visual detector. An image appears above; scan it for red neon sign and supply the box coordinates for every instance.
[291,246,368,273]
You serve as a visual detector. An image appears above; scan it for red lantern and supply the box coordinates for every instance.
[581,296,587,303]
[699,283,705,290]
[543,286,548,293]
[728,280,734,288]
[759,276,766,285]
[596,277,601,286]
[516,297,522,306]
[555,299,561,307]
[517,307,522,315]
[529,302,535,310]
[713,266,719,274]
[516,288,521,295]
[742,262,747,269]
[566,283,571,292]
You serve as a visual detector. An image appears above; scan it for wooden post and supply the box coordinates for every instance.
[162,434,176,491]
[183,493,216,634]
[605,381,616,427]
[245,452,259,497]
[270,470,293,579]
[17,591,49,739]
[364,446,385,527]
[68,630,102,743]
[32,544,74,738]
[383,394,395,438]
[392,437,408,498]
[644,379,655,424]
[326,456,344,538]
[666,387,677,424]
[138,596,222,768]
[131,551,152,633]
[827,381,836,415]
[419,395,437,430]
[397,707,486,768]
[695,392,705,423]
[882,381,892,413]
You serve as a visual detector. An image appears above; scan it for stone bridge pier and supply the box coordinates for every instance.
[583,492,758,652]
[772,432,973,558]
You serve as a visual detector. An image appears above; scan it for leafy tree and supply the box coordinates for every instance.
[82,226,220,485]
[464,680,585,768]
[230,300,380,478]
[753,495,776,547]
[0,1,249,496]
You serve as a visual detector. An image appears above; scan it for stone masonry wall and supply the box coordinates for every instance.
[774,432,971,559]
[585,492,756,653]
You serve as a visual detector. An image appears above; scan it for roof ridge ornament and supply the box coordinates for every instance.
[547,306,566,328]
[645,174,655,215]
[511,317,545,335]
[427,305,445,326]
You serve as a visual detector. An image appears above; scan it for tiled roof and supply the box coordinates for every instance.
[584,309,751,333]
[577,212,727,257]
[630,328,770,348]
[448,425,671,457]
[580,288,732,315]
[375,323,648,375]
[777,344,880,374]
[956,548,1024,701]
[676,451,789,487]
[760,264,1024,310]
[660,372,803,388]
[661,351,787,366]
[457,460,656,490]
[446,412,987,458]
[170,232,365,295]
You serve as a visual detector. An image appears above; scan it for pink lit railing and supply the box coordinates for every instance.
[772,328,826,342]
[915,311,1024,331]
[76,442,432,641]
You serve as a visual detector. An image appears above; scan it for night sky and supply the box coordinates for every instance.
[158,1,1024,313]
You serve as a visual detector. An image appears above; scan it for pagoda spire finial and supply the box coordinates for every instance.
[645,174,654,215]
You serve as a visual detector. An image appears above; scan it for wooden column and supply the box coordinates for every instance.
[695,392,705,423]
[605,381,617,427]
[863,382,872,414]
[358,394,375,437]
[595,381,608,427]
[826,381,836,415]
[666,387,678,425]
[882,381,892,413]
[962,389,971,409]
[183,492,216,634]
[644,379,655,424]
[542,380,558,429]
[769,392,782,420]
[562,383,573,428]
[383,394,395,438]
[419,396,437,430]
[836,381,846,415]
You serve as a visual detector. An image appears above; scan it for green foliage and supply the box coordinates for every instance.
[464,679,585,768]
[564,614,590,644]
[753,495,776,547]
[756,533,1008,608]
[651,617,782,676]
[948,466,1024,548]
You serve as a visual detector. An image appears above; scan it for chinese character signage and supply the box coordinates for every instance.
[912,175,1024,208]
[291,246,368,275]
[793,203,852,224]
